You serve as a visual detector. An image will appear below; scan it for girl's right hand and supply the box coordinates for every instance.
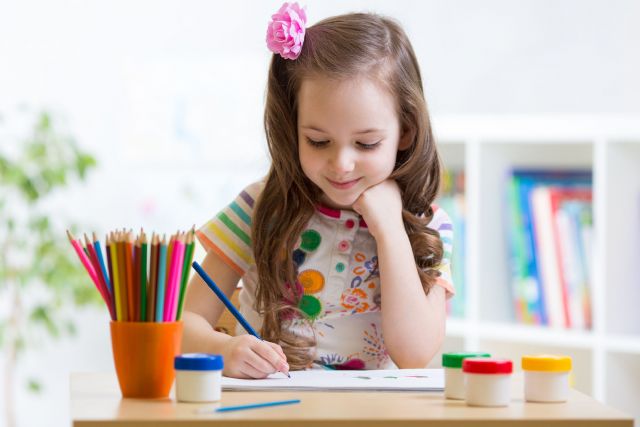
[220,334,289,379]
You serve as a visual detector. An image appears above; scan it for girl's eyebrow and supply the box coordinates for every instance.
[301,125,385,135]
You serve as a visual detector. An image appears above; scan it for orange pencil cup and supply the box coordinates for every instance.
[110,321,183,398]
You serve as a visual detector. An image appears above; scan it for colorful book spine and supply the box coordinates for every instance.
[505,169,592,328]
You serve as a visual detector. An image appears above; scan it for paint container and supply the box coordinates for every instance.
[442,352,491,399]
[463,358,513,407]
[522,355,572,402]
[174,353,223,402]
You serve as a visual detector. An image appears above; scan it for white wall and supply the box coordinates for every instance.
[0,0,638,425]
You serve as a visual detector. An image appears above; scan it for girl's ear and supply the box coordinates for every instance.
[398,127,414,151]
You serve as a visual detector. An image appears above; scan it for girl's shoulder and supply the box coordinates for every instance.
[239,180,266,206]
[427,204,453,233]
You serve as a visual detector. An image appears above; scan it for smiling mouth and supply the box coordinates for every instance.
[327,177,361,189]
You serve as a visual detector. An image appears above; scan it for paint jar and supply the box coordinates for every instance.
[442,352,491,399]
[174,353,224,402]
[522,355,572,402]
[463,358,513,407]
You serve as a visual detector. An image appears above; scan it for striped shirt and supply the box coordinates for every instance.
[197,181,455,369]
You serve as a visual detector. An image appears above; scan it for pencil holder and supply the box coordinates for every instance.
[110,321,183,399]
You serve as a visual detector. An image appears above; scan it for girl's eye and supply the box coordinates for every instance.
[306,138,329,148]
[357,141,381,150]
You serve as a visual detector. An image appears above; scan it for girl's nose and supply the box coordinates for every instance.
[330,147,355,174]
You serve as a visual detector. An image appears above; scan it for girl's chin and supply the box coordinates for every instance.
[321,192,360,211]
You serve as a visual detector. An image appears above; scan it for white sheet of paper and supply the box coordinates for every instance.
[221,368,444,391]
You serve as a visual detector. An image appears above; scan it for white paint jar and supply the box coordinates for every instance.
[463,358,513,407]
[174,353,223,402]
[522,355,572,402]
[442,352,491,399]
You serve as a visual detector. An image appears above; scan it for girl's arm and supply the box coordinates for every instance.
[353,179,446,368]
[375,226,446,367]
[182,250,289,378]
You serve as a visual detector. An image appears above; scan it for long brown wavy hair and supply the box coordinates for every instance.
[253,13,444,369]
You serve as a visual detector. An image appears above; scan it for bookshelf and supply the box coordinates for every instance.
[431,115,640,420]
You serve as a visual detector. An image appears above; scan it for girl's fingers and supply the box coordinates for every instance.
[245,349,279,375]
[252,340,289,373]
[239,361,270,379]
[266,341,287,361]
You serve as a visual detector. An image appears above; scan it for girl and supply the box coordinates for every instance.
[182,3,454,379]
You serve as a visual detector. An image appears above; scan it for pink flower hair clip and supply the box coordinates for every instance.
[266,2,307,60]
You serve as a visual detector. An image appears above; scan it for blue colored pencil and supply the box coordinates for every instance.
[155,236,168,322]
[192,261,260,337]
[215,399,301,413]
[191,261,290,377]
[92,233,112,295]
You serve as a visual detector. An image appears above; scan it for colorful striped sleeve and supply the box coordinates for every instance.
[428,205,455,297]
[195,182,263,277]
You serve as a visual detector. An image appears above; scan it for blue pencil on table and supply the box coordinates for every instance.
[191,261,290,378]
[215,399,301,413]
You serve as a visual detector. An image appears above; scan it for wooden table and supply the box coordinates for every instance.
[70,372,633,426]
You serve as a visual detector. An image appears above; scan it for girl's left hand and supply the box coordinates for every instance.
[352,179,404,239]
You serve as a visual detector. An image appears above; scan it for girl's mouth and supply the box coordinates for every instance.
[327,177,361,190]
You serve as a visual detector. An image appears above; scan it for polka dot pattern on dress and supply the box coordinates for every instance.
[298,269,325,294]
[300,229,321,252]
[299,295,322,319]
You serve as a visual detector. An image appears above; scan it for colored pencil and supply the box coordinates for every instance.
[67,230,99,286]
[140,231,148,322]
[166,236,174,285]
[125,233,135,321]
[133,238,140,321]
[83,234,108,300]
[215,399,301,413]
[192,261,260,336]
[84,234,115,321]
[70,228,197,323]
[68,231,112,318]
[169,234,186,321]
[193,260,291,378]
[116,233,129,321]
[109,234,123,321]
[106,235,116,319]
[147,233,158,322]
[93,232,113,296]
[155,236,167,323]
[176,229,195,320]
[165,234,184,322]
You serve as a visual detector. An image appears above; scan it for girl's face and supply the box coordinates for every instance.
[297,76,409,210]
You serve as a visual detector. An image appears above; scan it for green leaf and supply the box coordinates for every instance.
[76,153,97,179]
[27,378,43,394]
[29,306,60,338]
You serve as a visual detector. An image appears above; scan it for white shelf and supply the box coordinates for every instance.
[447,320,594,348]
[436,115,640,421]
[605,335,640,355]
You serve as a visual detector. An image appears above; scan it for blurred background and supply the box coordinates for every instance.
[1,0,639,426]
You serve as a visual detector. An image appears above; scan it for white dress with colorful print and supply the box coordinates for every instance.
[196,181,455,370]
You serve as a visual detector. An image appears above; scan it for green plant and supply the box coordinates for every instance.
[0,110,99,427]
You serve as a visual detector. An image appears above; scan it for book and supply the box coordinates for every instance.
[221,368,444,392]
[550,189,592,329]
[505,170,591,326]
[531,186,565,328]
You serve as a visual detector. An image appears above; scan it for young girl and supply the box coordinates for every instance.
[182,3,454,379]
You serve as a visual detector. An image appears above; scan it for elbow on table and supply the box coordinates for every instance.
[392,334,445,368]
